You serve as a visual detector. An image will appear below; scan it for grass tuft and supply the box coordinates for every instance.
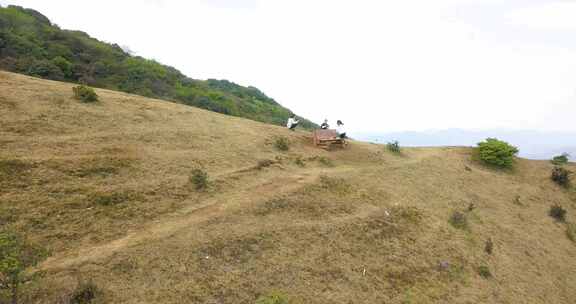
[485,238,494,255]
[566,223,576,243]
[256,159,275,170]
[318,156,334,167]
[88,191,143,206]
[69,280,100,304]
[294,156,305,167]
[549,204,567,222]
[449,211,468,230]
[273,136,290,151]
[551,166,571,187]
[256,292,289,304]
[477,265,492,279]
[189,168,209,191]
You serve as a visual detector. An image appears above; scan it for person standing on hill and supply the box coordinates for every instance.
[320,119,329,129]
[286,114,300,131]
[336,120,346,139]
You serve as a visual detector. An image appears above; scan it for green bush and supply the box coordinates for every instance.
[255,292,289,304]
[73,85,99,103]
[0,230,47,304]
[189,169,209,191]
[551,153,570,166]
[476,138,518,168]
[549,204,567,222]
[273,136,290,151]
[387,141,401,154]
[551,166,571,187]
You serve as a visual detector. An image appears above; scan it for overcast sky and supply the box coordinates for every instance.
[2,0,576,133]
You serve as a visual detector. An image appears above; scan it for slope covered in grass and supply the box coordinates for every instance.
[1,72,575,303]
[0,5,316,128]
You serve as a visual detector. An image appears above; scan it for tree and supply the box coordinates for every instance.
[0,231,47,304]
[51,56,73,78]
[27,60,64,80]
[476,138,519,168]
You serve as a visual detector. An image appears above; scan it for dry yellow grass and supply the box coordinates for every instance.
[1,71,576,303]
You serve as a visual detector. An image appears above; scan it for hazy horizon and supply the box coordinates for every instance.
[2,0,576,135]
[354,128,576,160]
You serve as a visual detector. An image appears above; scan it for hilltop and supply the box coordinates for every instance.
[1,71,576,303]
[0,5,316,128]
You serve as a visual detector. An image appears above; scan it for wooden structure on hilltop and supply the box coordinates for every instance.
[313,129,346,150]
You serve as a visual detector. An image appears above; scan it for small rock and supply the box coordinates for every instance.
[438,261,450,270]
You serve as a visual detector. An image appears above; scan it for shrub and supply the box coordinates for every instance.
[387,141,401,154]
[551,153,570,166]
[551,166,571,187]
[477,265,492,278]
[189,169,209,191]
[485,238,494,255]
[73,85,98,103]
[69,280,100,304]
[27,59,64,80]
[0,230,47,304]
[273,136,290,151]
[255,292,289,304]
[449,211,468,230]
[549,204,567,222]
[476,138,518,168]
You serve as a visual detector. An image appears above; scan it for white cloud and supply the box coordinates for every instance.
[3,0,576,133]
[505,2,576,30]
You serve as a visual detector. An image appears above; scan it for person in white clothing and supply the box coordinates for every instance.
[336,120,346,139]
[286,114,300,131]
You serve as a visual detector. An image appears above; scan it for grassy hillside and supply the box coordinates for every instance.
[0,5,316,129]
[1,71,576,303]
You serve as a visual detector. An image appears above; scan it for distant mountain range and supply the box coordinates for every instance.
[354,129,576,160]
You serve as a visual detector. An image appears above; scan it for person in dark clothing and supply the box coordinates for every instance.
[320,119,329,129]
[336,120,346,139]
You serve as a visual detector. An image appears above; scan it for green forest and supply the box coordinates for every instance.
[0,5,316,128]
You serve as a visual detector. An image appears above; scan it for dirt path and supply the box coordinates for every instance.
[39,147,444,273]
[39,165,353,272]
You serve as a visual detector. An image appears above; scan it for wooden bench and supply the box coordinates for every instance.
[313,129,346,149]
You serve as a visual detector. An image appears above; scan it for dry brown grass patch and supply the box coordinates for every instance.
[343,209,423,242]
[88,190,146,207]
[45,155,134,179]
[254,176,357,218]
[0,158,35,190]
[196,233,276,266]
